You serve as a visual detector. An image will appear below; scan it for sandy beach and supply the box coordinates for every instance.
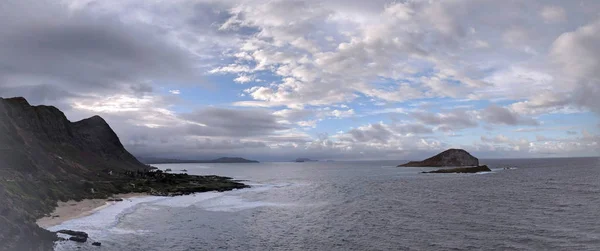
[36,193,148,228]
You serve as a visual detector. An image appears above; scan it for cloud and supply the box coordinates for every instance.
[481,135,512,144]
[393,124,434,135]
[502,26,530,48]
[479,132,599,157]
[540,6,567,23]
[233,74,256,84]
[273,108,316,122]
[1,0,598,160]
[297,120,318,128]
[345,123,393,144]
[0,0,198,105]
[210,64,252,74]
[330,109,355,118]
[508,91,579,116]
[473,40,490,48]
[180,107,289,138]
[549,19,600,115]
[480,67,554,101]
[481,105,540,126]
[411,109,478,132]
[224,0,494,109]
[334,122,442,151]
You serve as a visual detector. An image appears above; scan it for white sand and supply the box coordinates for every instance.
[36,193,148,228]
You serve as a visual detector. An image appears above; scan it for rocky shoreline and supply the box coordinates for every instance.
[42,170,249,247]
[1,168,248,251]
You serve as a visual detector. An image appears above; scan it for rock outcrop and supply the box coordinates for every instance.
[57,230,88,243]
[422,165,491,174]
[398,149,479,167]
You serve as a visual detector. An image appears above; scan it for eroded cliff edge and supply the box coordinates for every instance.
[0,97,247,250]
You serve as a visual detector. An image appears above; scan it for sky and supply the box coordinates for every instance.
[0,0,599,161]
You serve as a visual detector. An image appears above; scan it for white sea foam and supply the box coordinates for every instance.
[150,182,294,211]
[47,181,294,244]
[47,196,166,238]
[195,195,283,212]
[243,182,299,192]
[154,164,213,170]
[150,191,225,208]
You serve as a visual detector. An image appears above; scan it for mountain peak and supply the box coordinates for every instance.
[76,115,108,126]
[3,96,30,105]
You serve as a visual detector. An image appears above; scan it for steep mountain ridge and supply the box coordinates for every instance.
[1,97,144,169]
[0,97,149,250]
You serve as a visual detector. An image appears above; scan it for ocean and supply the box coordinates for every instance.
[48,157,600,251]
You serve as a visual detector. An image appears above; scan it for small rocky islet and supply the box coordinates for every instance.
[398,148,491,174]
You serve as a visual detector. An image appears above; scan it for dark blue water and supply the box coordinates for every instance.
[51,158,600,250]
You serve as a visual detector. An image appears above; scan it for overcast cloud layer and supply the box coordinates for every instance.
[1,0,599,160]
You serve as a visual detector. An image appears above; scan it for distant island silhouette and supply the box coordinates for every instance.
[139,157,259,164]
[295,158,318,162]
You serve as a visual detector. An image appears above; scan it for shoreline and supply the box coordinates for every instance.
[36,193,149,228]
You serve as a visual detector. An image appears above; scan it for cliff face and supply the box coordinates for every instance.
[398,149,479,167]
[0,97,148,251]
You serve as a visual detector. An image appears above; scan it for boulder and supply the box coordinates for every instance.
[398,149,479,167]
[58,229,89,243]
[92,242,102,246]
[57,230,88,239]
[68,236,87,243]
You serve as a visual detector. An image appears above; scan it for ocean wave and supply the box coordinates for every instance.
[47,196,165,238]
[49,180,296,250]
[150,182,296,211]
[195,195,285,212]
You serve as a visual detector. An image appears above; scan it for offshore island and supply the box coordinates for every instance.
[0,97,249,250]
[398,148,491,173]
